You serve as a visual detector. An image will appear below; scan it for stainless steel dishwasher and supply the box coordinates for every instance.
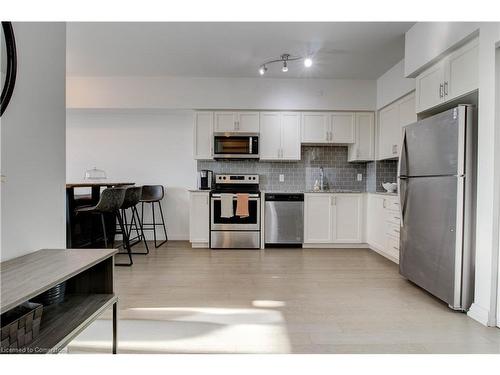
[264,193,304,247]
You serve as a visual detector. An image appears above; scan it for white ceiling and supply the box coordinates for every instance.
[66,22,414,79]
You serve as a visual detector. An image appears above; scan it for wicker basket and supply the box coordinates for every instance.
[0,302,43,353]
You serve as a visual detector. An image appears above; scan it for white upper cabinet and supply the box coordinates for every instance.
[377,92,416,160]
[302,112,355,144]
[446,38,479,100]
[415,61,446,113]
[259,112,282,160]
[193,111,213,160]
[260,112,301,161]
[214,112,235,132]
[301,112,329,143]
[415,38,478,113]
[304,194,334,243]
[331,194,363,243]
[236,112,260,132]
[378,104,400,160]
[280,112,301,160]
[214,111,260,133]
[348,112,375,162]
[330,112,355,143]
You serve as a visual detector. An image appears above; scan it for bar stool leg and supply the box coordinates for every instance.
[100,213,108,248]
[115,211,133,266]
[156,201,168,248]
[130,206,149,255]
[151,202,157,247]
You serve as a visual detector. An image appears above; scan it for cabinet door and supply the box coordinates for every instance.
[330,112,355,143]
[398,91,417,128]
[281,112,301,160]
[378,104,399,159]
[332,194,362,243]
[301,112,329,143]
[189,192,210,243]
[366,195,386,251]
[259,112,282,160]
[304,194,334,243]
[445,38,478,100]
[236,112,260,132]
[349,112,374,161]
[193,112,213,160]
[415,61,446,113]
[214,112,235,132]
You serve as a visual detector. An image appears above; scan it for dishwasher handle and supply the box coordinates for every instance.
[265,193,304,202]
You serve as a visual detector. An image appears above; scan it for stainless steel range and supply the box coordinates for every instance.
[210,174,260,249]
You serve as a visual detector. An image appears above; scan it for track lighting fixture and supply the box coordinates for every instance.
[257,53,313,75]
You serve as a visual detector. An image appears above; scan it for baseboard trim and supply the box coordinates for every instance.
[368,243,399,264]
[303,243,369,249]
[467,303,491,326]
[190,242,209,248]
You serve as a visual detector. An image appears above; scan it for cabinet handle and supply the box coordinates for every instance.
[439,83,444,98]
[332,197,336,205]
[382,199,386,208]
[444,81,448,96]
[394,229,400,233]
[392,246,399,251]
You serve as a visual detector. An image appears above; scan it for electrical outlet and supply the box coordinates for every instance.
[279,174,285,182]
[357,173,363,181]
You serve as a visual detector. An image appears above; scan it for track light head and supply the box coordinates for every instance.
[304,57,313,68]
[258,65,267,76]
[282,61,288,72]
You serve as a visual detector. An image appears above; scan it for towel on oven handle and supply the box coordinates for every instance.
[220,193,234,218]
[236,193,250,218]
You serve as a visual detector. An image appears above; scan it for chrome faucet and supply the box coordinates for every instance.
[319,167,324,191]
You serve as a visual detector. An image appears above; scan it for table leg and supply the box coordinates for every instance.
[112,301,117,354]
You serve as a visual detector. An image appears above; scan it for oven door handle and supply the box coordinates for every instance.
[211,196,260,201]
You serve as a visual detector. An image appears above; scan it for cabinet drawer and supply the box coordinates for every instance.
[386,235,400,260]
[384,198,400,212]
[386,210,400,225]
[385,222,400,238]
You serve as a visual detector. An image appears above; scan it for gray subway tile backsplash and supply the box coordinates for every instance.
[197,146,367,192]
[365,160,398,193]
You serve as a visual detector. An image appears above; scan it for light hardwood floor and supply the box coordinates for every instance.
[69,241,500,354]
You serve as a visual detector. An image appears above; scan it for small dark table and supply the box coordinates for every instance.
[66,182,134,248]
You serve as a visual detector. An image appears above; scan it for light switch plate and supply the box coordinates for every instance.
[279,174,285,182]
[357,173,363,181]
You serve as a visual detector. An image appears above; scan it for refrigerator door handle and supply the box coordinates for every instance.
[398,129,408,227]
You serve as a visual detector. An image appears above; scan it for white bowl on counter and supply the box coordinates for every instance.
[382,182,397,193]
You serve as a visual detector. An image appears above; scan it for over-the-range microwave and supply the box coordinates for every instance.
[213,132,259,159]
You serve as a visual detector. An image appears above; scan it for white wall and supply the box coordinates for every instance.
[1,23,66,261]
[376,59,415,109]
[66,76,377,111]
[468,23,500,327]
[66,109,197,240]
[404,22,481,77]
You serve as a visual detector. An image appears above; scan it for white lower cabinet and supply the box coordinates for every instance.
[304,194,334,243]
[332,194,363,243]
[304,193,363,245]
[189,191,210,247]
[366,193,400,263]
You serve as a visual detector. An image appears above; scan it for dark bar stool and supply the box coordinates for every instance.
[140,185,168,248]
[119,186,149,254]
[75,187,133,266]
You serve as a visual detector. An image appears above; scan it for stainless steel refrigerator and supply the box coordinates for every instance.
[398,105,476,311]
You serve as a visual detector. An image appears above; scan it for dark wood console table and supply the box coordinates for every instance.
[0,249,118,354]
